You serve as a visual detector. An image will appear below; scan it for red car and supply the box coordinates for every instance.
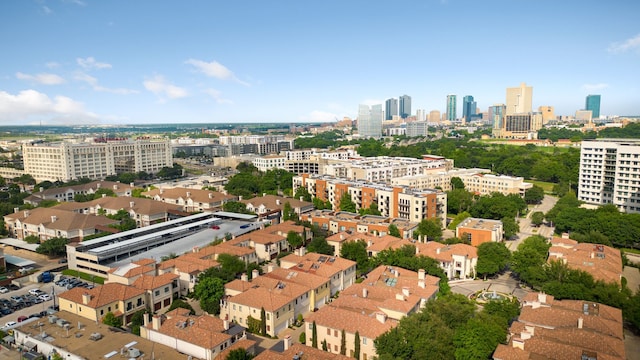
[211,225,220,230]
[17,316,28,322]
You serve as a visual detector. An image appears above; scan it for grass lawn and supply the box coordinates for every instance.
[622,248,640,255]
[62,269,105,284]
[526,179,555,193]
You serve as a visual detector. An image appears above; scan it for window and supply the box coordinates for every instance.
[363,337,368,345]
[164,286,169,293]
[154,290,160,296]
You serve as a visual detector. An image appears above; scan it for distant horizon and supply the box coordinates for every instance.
[2,1,639,125]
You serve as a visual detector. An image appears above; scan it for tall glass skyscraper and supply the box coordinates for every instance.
[358,104,383,138]
[385,98,398,120]
[585,94,601,119]
[462,95,477,123]
[446,95,457,121]
[399,95,411,119]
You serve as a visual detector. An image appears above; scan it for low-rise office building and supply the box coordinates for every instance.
[455,217,503,247]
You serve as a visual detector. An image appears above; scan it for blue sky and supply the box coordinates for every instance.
[1,0,639,125]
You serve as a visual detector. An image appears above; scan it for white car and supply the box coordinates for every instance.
[28,289,43,296]
[38,294,52,302]
[2,321,17,330]
[0,287,8,294]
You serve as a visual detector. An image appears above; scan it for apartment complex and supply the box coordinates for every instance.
[142,187,238,212]
[455,217,504,247]
[578,139,640,213]
[294,175,447,226]
[308,210,418,240]
[323,156,453,183]
[22,138,172,182]
[493,293,625,360]
[548,236,623,285]
[24,180,135,205]
[392,168,532,197]
[251,148,358,174]
[305,265,440,359]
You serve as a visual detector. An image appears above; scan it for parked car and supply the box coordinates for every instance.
[211,225,220,230]
[0,308,13,316]
[10,295,23,303]
[2,321,17,329]
[29,289,44,296]
[17,316,28,322]
[0,287,8,294]
[8,284,19,291]
[38,294,51,302]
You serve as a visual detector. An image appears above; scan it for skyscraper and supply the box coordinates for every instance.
[399,95,411,119]
[489,104,506,130]
[446,95,457,121]
[585,94,601,119]
[358,104,383,138]
[385,98,398,120]
[462,95,477,123]
[506,82,533,115]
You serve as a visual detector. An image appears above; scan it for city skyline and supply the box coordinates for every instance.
[1,0,639,125]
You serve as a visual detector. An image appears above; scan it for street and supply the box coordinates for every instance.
[507,195,558,250]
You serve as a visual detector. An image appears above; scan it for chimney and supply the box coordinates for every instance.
[339,234,344,240]
[263,193,267,197]
[362,288,368,298]
[402,287,410,297]
[223,319,229,330]
[267,265,274,273]
[239,195,243,201]
[130,182,134,187]
[252,269,259,279]
[130,201,135,208]
[537,293,547,304]
[375,312,387,324]
[39,187,44,193]
[209,193,213,199]
[14,207,19,213]
[96,183,101,189]
[395,293,405,301]
[300,196,304,202]
[590,252,594,259]
[520,331,532,340]
[113,184,118,190]
[241,273,248,282]
[367,240,372,247]
[284,335,292,350]
[578,317,583,329]
[82,293,91,305]
[512,337,525,350]
[152,315,161,330]
[298,247,306,256]
[418,280,425,289]
[51,215,57,223]
[192,246,199,253]
[186,191,191,197]
[159,189,164,194]
[143,313,149,327]
[276,199,281,206]
[418,269,425,280]
[102,194,106,198]
[24,210,30,217]
[436,247,441,254]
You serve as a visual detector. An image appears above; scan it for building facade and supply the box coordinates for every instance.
[22,138,172,182]
[385,98,398,120]
[586,94,601,119]
[399,94,411,119]
[358,104,383,138]
[578,139,640,213]
[505,82,533,115]
[446,95,457,121]
[462,95,477,123]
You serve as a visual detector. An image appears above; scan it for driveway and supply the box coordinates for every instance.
[450,272,530,301]
[508,195,558,250]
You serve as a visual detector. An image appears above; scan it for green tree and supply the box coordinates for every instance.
[415,218,442,242]
[524,185,545,204]
[483,298,521,324]
[167,299,195,315]
[260,307,267,336]
[282,202,296,221]
[299,331,306,344]
[36,237,68,256]
[453,313,507,360]
[307,236,334,255]
[223,201,253,214]
[294,187,312,202]
[448,211,471,230]
[388,224,401,238]
[129,310,147,336]
[322,339,328,351]
[354,331,361,360]
[451,176,465,190]
[24,235,40,244]
[501,216,520,239]
[339,194,356,213]
[312,321,318,348]
[246,316,262,334]
[530,211,545,226]
[340,328,346,355]
[286,230,304,249]
[225,348,254,360]
[476,242,511,279]
[340,240,370,272]
[446,188,474,215]
[193,277,225,315]
[511,235,550,286]
[102,312,121,327]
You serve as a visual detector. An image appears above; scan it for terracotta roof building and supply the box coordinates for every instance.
[24,180,135,205]
[301,209,419,240]
[141,308,252,360]
[305,265,440,359]
[415,241,478,280]
[493,292,625,360]
[4,207,117,241]
[548,236,623,285]
[241,194,314,223]
[142,187,237,212]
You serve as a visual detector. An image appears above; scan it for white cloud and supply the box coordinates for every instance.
[77,57,112,70]
[45,62,60,69]
[185,59,250,86]
[16,72,65,85]
[203,88,233,104]
[582,83,609,91]
[42,6,52,14]
[299,110,341,122]
[143,75,188,100]
[74,72,138,95]
[608,34,640,53]
[0,89,97,124]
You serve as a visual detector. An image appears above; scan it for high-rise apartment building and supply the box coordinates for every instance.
[446,95,457,121]
[538,106,555,124]
[579,139,640,213]
[506,82,533,115]
[416,109,427,122]
[385,98,398,120]
[462,95,477,123]
[22,138,173,182]
[489,104,506,130]
[399,95,411,119]
[429,110,441,123]
[585,94,601,119]
[406,121,429,137]
[357,104,383,138]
